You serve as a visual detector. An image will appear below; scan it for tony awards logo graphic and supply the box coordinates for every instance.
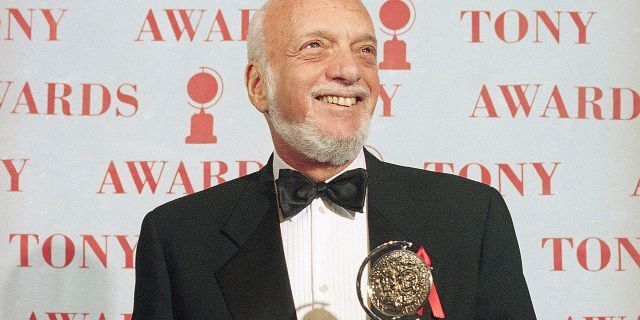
[378,0,416,70]
[185,67,224,144]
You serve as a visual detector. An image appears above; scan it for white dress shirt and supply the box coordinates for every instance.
[273,150,369,320]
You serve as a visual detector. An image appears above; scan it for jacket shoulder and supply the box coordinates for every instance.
[377,160,497,199]
[142,172,259,234]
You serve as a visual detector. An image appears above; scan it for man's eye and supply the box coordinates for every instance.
[304,41,321,49]
[362,46,376,55]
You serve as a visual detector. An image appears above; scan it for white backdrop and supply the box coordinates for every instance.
[1,1,639,319]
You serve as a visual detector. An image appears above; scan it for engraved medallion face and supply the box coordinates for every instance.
[368,249,432,317]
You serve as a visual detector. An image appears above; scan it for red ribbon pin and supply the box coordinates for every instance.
[415,246,445,319]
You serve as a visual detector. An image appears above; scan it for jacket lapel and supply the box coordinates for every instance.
[364,150,446,319]
[365,149,416,247]
[214,156,297,319]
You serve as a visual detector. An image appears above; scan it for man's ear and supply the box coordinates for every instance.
[245,62,269,113]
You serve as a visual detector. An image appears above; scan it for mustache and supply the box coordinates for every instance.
[308,83,371,99]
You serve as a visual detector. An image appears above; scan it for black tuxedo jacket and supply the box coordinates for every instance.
[132,150,536,320]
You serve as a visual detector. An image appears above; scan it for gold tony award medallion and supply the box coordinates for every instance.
[357,241,433,320]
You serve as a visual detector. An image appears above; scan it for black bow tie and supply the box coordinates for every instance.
[275,168,368,220]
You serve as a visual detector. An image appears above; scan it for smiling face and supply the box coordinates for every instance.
[256,0,380,165]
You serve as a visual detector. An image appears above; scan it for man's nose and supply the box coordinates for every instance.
[326,49,362,85]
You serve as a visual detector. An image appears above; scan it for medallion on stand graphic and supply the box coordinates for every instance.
[378,0,416,70]
[185,67,224,144]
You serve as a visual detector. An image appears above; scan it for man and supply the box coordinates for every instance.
[133,0,537,319]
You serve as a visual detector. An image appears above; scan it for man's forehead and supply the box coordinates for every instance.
[264,0,374,40]
[265,0,371,19]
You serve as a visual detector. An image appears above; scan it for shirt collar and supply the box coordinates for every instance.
[272,149,367,181]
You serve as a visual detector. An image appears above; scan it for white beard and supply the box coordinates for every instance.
[263,67,371,166]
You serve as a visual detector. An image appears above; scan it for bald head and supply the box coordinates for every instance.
[247,0,374,71]
[244,0,380,168]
